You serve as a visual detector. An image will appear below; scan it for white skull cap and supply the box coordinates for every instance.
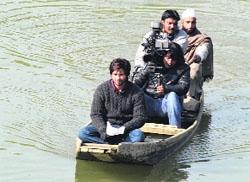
[181,8,197,19]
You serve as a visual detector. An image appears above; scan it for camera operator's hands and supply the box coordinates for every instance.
[155,84,165,96]
[192,55,201,63]
[106,122,125,136]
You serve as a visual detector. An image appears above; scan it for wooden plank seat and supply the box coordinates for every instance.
[80,143,118,153]
[140,123,186,135]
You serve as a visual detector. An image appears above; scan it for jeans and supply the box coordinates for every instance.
[144,92,183,128]
[78,124,145,144]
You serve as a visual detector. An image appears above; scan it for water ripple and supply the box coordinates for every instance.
[0,2,250,180]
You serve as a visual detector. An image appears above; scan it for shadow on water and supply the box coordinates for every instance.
[75,111,212,182]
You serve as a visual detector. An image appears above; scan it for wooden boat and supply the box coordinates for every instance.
[76,93,204,165]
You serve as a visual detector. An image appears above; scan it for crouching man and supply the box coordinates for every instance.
[133,42,190,128]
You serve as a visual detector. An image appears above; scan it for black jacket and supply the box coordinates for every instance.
[134,62,190,98]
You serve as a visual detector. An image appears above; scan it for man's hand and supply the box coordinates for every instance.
[106,122,125,136]
[192,55,201,63]
[155,84,165,96]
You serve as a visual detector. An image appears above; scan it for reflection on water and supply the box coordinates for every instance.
[75,159,190,182]
[173,109,213,163]
[75,160,151,182]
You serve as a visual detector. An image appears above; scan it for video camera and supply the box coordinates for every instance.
[142,22,170,63]
[131,22,171,83]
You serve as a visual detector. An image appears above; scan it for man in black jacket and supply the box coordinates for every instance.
[77,58,147,144]
[134,42,190,128]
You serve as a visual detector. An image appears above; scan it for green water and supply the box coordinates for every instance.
[0,0,249,181]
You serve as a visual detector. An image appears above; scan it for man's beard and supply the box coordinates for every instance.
[115,79,127,87]
[183,27,197,35]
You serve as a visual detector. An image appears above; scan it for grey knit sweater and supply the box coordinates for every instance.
[90,80,147,140]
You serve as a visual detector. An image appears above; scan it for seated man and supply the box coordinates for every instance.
[134,42,190,128]
[77,58,147,145]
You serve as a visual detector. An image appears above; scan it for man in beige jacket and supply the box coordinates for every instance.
[181,9,214,102]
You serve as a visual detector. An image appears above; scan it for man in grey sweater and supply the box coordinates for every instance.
[77,58,147,144]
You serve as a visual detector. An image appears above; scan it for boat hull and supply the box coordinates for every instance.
[76,93,204,165]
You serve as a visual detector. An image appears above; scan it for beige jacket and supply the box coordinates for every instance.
[184,29,214,81]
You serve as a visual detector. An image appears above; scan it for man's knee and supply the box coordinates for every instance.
[78,125,94,139]
[78,127,87,139]
[129,129,145,142]
[190,63,202,79]
[164,92,182,111]
[165,92,179,102]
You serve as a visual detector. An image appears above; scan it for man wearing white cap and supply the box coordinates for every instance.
[181,8,214,102]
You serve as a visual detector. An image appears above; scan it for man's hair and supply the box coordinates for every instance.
[161,10,180,21]
[109,58,131,76]
[162,42,185,65]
